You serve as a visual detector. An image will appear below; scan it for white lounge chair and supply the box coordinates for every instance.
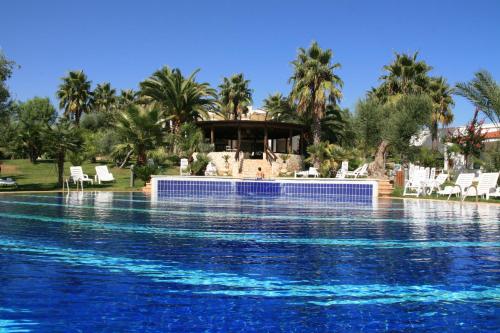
[462,172,499,201]
[345,163,368,178]
[0,178,17,188]
[180,158,190,176]
[403,167,427,197]
[426,173,448,195]
[204,162,217,176]
[94,165,115,184]
[294,167,320,178]
[70,166,94,189]
[436,173,475,200]
[489,187,500,199]
[336,161,348,178]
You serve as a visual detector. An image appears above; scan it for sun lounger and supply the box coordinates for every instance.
[489,187,500,198]
[403,167,427,197]
[0,178,17,188]
[180,158,190,176]
[294,167,320,178]
[461,172,499,201]
[436,173,474,200]
[95,165,115,184]
[426,173,448,195]
[345,163,368,178]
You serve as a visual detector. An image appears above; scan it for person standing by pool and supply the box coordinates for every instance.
[256,167,264,179]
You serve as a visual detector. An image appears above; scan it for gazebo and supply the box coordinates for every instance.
[196,120,307,160]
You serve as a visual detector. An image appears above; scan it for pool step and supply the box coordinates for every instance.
[239,159,272,178]
[377,179,393,197]
[142,181,151,193]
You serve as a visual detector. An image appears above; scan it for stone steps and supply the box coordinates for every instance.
[377,179,393,197]
[142,182,151,193]
[239,159,272,178]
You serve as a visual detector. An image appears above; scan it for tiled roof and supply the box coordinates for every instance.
[484,130,500,139]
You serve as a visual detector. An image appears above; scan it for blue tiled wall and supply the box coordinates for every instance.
[156,179,374,202]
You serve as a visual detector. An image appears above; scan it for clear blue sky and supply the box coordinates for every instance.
[1,0,499,125]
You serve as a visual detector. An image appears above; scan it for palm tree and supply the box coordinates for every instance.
[263,93,297,122]
[429,77,454,150]
[289,41,343,158]
[140,66,216,133]
[114,104,165,165]
[377,52,432,98]
[118,89,139,108]
[43,120,83,186]
[56,70,92,126]
[218,73,252,120]
[455,70,500,124]
[92,82,116,113]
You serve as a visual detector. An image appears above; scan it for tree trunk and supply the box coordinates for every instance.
[119,149,134,168]
[311,116,322,168]
[137,150,147,166]
[29,147,38,164]
[75,110,81,127]
[431,121,439,151]
[233,102,238,120]
[368,140,389,179]
[57,151,65,187]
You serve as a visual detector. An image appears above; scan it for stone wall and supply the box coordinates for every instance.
[270,153,304,177]
[195,152,303,177]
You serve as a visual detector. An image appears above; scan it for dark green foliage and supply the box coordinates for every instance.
[114,104,165,165]
[133,164,159,184]
[354,95,433,162]
[11,97,57,163]
[43,120,84,186]
[456,70,500,124]
[289,41,343,147]
[218,73,252,120]
[384,95,434,156]
[140,66,216,131]
[80,112,110,131]
[414,147,444,168]
[0,51,16,112]
[56,70,93,126]
[191,154,210,176]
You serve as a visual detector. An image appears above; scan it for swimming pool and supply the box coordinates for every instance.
[0,192,498,332]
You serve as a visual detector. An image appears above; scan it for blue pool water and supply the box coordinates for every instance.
[0,192,499,332]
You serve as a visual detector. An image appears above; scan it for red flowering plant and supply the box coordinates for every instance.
[446,109,486,167]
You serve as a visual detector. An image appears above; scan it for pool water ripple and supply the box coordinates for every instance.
[0,192,499,332]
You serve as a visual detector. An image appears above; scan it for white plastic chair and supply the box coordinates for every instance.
[308,167,320,178]
[336,161,348,178]
[94,165,115,184]
[180,158,190,176]
[70,166,93,189]
[345,163,368,178]
[462,172,499,201]
[204,162,217,176]
[437,173,475,200]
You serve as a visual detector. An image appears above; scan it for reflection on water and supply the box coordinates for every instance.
[0,193,498,332]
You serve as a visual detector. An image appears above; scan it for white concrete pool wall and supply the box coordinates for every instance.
[151,176,379,203]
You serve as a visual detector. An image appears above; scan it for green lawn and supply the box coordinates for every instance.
[0,159,179,192]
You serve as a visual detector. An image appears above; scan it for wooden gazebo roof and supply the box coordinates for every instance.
[196,120,305,139]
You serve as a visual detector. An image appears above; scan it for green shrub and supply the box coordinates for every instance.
[67,151,87,166]
[191,154,210,176]
[134,164,159,184]
[147,148,172,167]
